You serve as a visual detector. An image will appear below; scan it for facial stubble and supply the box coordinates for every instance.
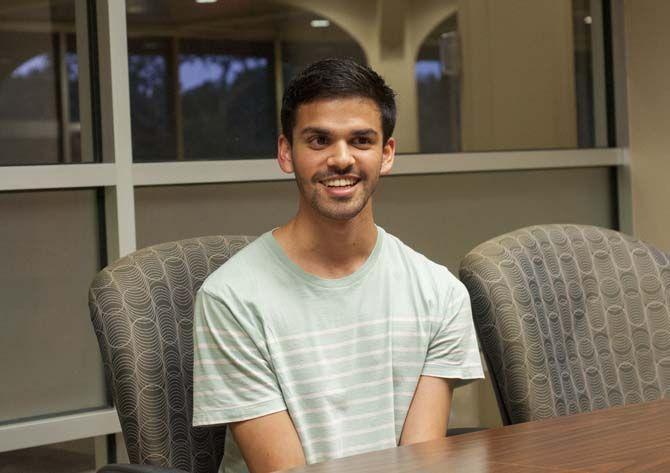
[295,167,380,221]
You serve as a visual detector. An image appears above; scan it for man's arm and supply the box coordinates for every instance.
[398,375,454,446]
[229,410,306,473]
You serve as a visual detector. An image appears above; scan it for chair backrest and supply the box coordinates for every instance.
[460,224,670,425]
[89,235,254,473]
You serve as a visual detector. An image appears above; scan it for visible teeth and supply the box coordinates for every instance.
[324,178,356,187]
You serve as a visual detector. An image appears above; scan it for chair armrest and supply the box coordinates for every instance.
[97,464,190,473]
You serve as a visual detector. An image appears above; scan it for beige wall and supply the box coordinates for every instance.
[135,169,615,272]
[625,0,670,252]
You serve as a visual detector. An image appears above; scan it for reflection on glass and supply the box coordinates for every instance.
[126,0,367,161]
[416,0,602,153]
[128,38,175,161]
[126,0,607,159]
[281,41,367,86]
[416,15,460,153]
[0,1,84,165]
[573,0,596,148]
[180,40,276,159]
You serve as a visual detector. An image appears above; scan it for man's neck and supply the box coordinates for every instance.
[273,203,378,279]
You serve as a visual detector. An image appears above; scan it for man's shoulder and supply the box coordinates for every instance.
[200,232,271,298]
[380,228,467,309]
[381,229,457,282]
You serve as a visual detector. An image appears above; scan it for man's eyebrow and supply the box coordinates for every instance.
[300,127,331,136]
[350,129,379,137]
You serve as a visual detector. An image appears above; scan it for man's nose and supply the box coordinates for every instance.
[327,141,355,169]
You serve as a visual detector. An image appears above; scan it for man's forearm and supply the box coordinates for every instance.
[230,410,306,473]
[399,375,453,445]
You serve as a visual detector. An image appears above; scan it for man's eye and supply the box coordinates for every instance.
[353,137,373,147]
[309,136,329,147]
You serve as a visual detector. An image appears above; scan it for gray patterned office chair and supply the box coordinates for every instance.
[460,224,670,425]
[89,235,254,473]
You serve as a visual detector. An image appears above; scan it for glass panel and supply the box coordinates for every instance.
[573,0,596,148]
[179,39,276,159]
[0,439,95,473]
[126,0,366,161]
[128,37,176,161]
[0,189,107,423]
[126,0,609,159]
[415,0,607,153]
[0,1,90,165]
[280,33,367,85]
[416,15,461,153]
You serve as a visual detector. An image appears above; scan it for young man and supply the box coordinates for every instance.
[193,58,484,473]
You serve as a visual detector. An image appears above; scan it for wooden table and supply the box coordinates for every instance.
[288,399,670,472]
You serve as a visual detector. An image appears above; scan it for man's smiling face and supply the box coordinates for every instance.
[278,96,395,221]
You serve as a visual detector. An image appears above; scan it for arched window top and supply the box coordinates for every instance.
[125,0,367,162]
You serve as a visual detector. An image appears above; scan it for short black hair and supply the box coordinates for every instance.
[281,58,397,144]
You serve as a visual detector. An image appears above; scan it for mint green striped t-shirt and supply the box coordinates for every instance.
[192,227,484,473]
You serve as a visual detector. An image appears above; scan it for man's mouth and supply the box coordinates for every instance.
[320,177,360,188]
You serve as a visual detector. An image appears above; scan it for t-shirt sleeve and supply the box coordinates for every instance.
[192,287,286,426]
[422,276,485,386]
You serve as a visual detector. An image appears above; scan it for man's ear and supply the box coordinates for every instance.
[277,134,294,174]
[380,137,396,176]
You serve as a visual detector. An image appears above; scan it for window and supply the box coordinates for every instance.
[0,2,86,165]
[180,39,276,160]
[127,37,176,161]
[415,14,461,153]
[126,0,367,161]
[415,0,608,153]
[126,0,610,158]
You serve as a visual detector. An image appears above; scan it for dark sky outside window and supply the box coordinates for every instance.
[125,1,369,162]
[179,40,276,160]
[128,38,176,162]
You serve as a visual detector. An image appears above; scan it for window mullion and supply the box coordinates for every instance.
[97,0,136,259]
